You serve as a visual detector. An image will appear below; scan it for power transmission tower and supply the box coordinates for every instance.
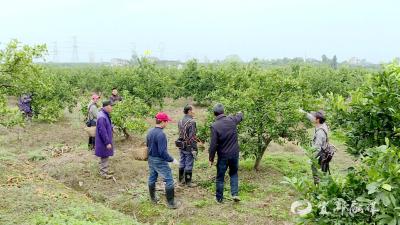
[53,41,58,62]
[184,53,192,62]
[130,42,138,64]
[89,52,95,63]
[131,42,136,53]
[72,36,79,62]
[158,42,165,60]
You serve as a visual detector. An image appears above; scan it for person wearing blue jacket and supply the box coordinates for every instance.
[146,112,179,209]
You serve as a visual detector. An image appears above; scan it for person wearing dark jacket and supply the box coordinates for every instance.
[95,100,115,179]
[177,105,198,187]
[147,112,180,209]
[18,93,33,119]
[209,103,243,203]
[109,88,122,104]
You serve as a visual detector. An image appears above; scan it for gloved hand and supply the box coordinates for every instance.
[298,108,306,114]
[192,151,198,160]
[171,158,179,165]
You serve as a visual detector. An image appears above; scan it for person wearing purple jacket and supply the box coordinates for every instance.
[18,93,33,119]
[95,100,115,179]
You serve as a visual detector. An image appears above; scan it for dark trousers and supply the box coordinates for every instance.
[312,155,330,184]
[179,150,194,171]
[216,157,239,201]
[87,120,96,149]
[88,137,95,148]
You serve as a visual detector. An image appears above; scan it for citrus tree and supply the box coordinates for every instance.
[297,65,368,97]
[346,63,400,155]
[0,94,23,127]
[111,91,154,139]
[199,69,309,170]
[325,62,400,156]
[285,143,400,225]
[0,39,46,126]
[229,72,308,170]
[285,63,400,224]
[1,40,79,123]
[176,60,202,101]
[0,40,79,123]
[177,61,256,105]
[0,39,47,93]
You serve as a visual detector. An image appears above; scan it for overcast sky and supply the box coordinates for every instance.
[1,0,399,63]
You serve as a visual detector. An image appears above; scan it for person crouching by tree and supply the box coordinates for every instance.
[95,100,115,179]
[147,112,180,209]
[176,104,198,188]
[209,103,243,203]
[87,94,100,151]
[109,87,122,104]
[300,109,331,184]
[18,93,33,121]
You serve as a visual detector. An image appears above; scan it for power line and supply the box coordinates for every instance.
[89,51,95,63]
[71,36,79,62]
[158,42,165,60]
[52,41,58,62]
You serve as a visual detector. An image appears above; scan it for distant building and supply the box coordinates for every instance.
[157,60,184,68]
[110,58,130,66]
[347,57,362,65]
[346,57,371,66]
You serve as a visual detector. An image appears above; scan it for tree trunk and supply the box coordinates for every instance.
[123,128,130,140]
[254,138,272,171]
[254,150,266,171]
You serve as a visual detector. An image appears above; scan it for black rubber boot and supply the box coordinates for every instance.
[178,168,185,184]
[166,187,178,209]
[149,184,158,204]
[185,170,196,187]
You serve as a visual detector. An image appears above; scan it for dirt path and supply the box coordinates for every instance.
[1,100,354,225]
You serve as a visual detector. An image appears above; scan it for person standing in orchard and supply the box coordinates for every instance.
[147,112,180,209]
[109,87,122,104]
[176,104,198,187]
[95,100,115,179]
[300,109,332,184]
[87,94,100,151]
[209,103,243,203]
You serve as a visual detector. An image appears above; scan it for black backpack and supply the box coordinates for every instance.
[85,103,96,127]
[317,128,336,164]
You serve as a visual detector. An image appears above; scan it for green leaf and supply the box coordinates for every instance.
[382,184,392,192]
[388,218,396,225]
[385,137,390,146]
[367,182,379,194]
[377,192,391,207]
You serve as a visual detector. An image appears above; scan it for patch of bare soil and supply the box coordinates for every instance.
[2,104,324,224]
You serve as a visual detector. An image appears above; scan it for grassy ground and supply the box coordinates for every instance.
[0,99,354,225]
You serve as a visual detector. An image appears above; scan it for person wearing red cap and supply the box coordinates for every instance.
[86,94,100,151]
[146,112,180,209]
